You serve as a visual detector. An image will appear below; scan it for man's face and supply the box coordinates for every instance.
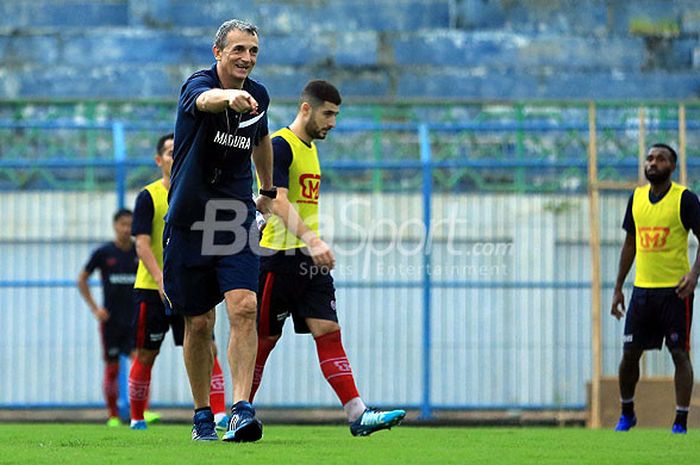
[113,215,132,243]
[214,29,258,86]
[156,138,174,178]
[305,101,340,140]
[644,147,675,184]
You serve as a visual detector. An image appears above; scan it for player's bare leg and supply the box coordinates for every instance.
[615,348,642,431]
[671,349,693,433]
[225,289,257,403]
[184,309,218,441]
[222,289,262,442]
[184,310,215,407]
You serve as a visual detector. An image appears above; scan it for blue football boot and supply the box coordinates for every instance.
[130,420,147,430]
[614,414,637,432]
[191,409,218,441]
[222,401,263,442]
[215,414,230,432]
[350,408,406,437]
[672,423,688,434]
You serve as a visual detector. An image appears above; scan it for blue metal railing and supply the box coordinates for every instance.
[1,117,674,413]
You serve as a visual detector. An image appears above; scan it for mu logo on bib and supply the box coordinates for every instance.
[298,173,320,204]
[638,226,670,251]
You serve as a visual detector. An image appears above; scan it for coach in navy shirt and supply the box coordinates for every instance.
[162,19,274,442]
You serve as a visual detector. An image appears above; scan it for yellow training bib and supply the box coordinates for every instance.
[134,179,168,290]
[632,182,690,288]
[260,127,321,250]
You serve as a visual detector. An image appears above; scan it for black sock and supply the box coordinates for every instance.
[621,400,635,417]
[674,409,688,428]
[195,407,212,415]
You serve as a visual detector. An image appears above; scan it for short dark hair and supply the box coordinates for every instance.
[113,208,132,223]
[651,143,678,164]
[214,19,258,50]
[156,132,174,156]
[301,80,342,108]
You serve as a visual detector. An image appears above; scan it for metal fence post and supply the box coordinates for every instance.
[419,123,434,420]
[112,122,127,209]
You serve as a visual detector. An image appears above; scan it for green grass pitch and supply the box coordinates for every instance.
[0,424,699,465]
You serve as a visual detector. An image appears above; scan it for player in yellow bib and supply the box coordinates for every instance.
[611,143,700,434]
[250,80,405,436]
[128,133,228,430]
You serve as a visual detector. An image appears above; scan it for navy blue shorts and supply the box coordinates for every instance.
[623,287,693,352]
[162,213,260,316]
[258,249,337,336]
[133,289,184,350]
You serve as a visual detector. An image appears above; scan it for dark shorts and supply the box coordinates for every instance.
[100,318,134,362]
[162,208,260,316]
[623,287,694,352]
[133,289,185,350]
[258,249,337,337]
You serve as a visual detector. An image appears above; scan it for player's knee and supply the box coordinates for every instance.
[309,320,341,338]
[136,349,159,366]
[621,349,643,365]
[671,349,691,367]
[186,314,214,337]
[228,294,257,320]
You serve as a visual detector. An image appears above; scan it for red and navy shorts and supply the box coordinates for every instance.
[133,289,184,350]
[257,249,337,337]
[623,287,693,352]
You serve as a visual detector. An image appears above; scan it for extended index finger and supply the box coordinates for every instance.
[246,95,259,114]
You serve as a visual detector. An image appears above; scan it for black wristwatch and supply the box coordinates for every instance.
[259,187,277,199]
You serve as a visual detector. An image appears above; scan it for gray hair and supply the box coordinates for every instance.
[214,19,258,50]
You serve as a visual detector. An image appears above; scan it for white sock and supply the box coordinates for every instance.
[214,412,227,423]
[343,397,367,423]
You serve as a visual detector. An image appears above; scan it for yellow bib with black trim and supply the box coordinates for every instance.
[633,182,690,288]
[134,179,168,290]
[260,127,321,250]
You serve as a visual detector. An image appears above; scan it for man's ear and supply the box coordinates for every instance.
[300,102,312,116]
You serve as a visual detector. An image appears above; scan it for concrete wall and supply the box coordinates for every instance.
[1,0,700,99]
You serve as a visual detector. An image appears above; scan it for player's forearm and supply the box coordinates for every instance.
[614,241,636,291]
[136,237,162,283]
[690,243,700,276]
[77,277,98,312]
[252,137,273,189]
[272,197,319,246]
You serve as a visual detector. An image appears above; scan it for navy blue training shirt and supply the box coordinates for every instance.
[167,63,270,227]
[271,135,294,189]
[132,189,155,236]
[84,242,138,325]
